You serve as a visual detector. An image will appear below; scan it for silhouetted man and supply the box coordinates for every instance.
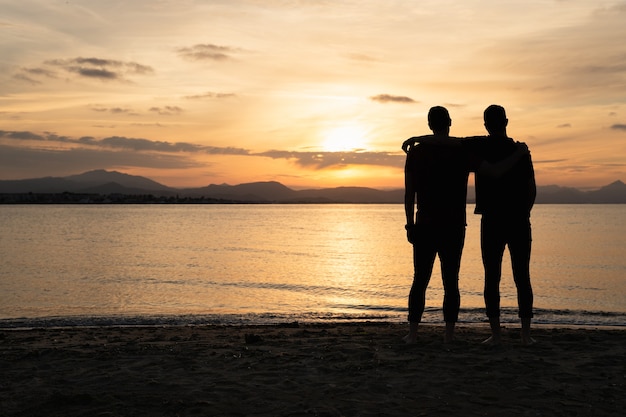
[403,106,476,344]
[470,105,536,345]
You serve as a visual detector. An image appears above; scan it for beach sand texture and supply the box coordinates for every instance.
[1,323,624,416]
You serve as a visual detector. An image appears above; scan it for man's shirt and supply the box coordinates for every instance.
[464,136,536,219]
[405,142,476,227]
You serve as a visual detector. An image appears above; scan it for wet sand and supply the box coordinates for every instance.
[1,322,624,416]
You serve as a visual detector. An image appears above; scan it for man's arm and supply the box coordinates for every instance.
[477,142,530,178]
[402,135,463,153]
[404,154,417,244]
[402,135,433,153]
[527,156,537,211]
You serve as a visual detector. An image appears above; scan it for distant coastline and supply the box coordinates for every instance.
[1,169,625,204]
[2,192,626,205]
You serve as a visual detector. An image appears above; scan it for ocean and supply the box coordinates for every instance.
[0,204,624,328]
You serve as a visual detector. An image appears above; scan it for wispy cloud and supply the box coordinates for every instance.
[611,124,626,131]
[12,67,58,84]
[257,150,404,169]
[0,130,249,156]
[369,94,417,104]
[14,57,154,84]
[0,131,45,141]
[184,92,236,100]
[177,44,241,61]
[149,106,184,116]
[0,130,404,171]
[0,144,202,176]
[89,106,137,115]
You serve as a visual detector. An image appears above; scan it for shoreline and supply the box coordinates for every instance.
[2,320,626,332]
[2,307,626,330]
[2,322,624,416]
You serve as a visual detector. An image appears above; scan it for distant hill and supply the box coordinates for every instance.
[1,170,625,204]
[65,170,174,193]
[534,180,626,203]
[0,170,177,195]
[184,181,299,202]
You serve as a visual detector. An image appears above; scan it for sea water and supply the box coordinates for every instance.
[0,204,624,327]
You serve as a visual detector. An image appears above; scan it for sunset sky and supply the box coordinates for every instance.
[1,0,625,190]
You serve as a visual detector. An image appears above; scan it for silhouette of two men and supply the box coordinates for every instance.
[403,105,536,345]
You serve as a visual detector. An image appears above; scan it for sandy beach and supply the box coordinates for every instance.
[1,322,624,416]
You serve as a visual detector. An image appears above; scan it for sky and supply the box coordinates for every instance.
[1,0,625,190]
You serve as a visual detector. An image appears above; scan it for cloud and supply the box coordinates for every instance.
[535,159,569,164]
[184,92,236,100]
[557,124,571,128]
[177,44,240,61]
[0,144,202,177]
[611,124,626,131]
[0,130,249,156]
[256,150,405,169]
[149,106,184,115]
[13,57,156,83]
[12,73,41,85]
[2,130,405,169]
[12,67,58,84]
[0,130,405,178]
[66,58,153,75]
[23,67,57,77]
[85,135,250,156]
[0,130,46,141]
[369,94,417,104]
[75,67,118,79]
[89,106,138,116]
[110,107,134,114]
[88,106,140,116]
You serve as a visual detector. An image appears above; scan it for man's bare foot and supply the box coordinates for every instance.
[482,335,502,346]
[520,319,533,345]
[403,322,419,344]
[444,322,455,344]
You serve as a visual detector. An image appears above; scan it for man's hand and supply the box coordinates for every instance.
[402,135,439,153]
[516,141,530,155]
[402,137,419,153]
[405,224,416,244]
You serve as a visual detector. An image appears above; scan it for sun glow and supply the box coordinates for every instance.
[321,125,368,152]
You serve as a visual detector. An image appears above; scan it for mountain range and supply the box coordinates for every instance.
[1,169,625,204]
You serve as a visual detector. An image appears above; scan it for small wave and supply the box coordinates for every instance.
[1,307,625,329]
[204,279,405,300]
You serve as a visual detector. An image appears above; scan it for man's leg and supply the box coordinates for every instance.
[481,217,506,345]
[404,224,436,344]
[510,219,534,345]
[439,226,465,343]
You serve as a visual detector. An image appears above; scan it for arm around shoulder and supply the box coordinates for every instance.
[478,141,530,178]
[402,135,435,153]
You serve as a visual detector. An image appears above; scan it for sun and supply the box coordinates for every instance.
[321,124,368,152]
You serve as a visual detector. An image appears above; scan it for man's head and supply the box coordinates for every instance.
[484,104,508,135]
[427,106,451,134]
